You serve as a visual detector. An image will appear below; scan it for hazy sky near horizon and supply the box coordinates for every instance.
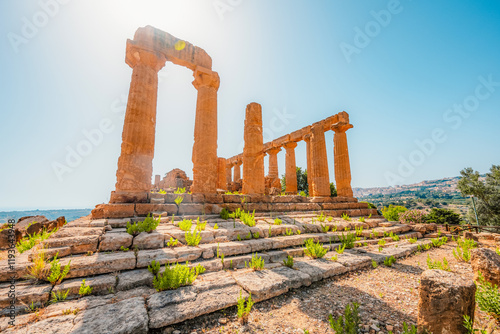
[1,0,499,211]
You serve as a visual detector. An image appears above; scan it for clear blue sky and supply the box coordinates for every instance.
[1,0,499,210]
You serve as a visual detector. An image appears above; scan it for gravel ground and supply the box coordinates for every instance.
[162,240,500,334]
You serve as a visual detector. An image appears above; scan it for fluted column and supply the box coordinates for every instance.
[332,122,354,197]
[309,123,330,197]
[303,134,313,196]
[266,147,281,180]
[242,103,265,194]
[111,44,166,203]
[191,69,220,194]
[234,159,242,181]
[217,157,227,189]
[283,141,298,194]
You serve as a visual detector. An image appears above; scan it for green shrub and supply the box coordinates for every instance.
[398,209,427,224]
[339,233,356,249]
[427,255,450,271]
[284,228,293,236]
[408,237,418,243]
[320,223,330,233]
[174,187,186,194]
[427,208,461,225]
[47,254,71,285]
[126,214,160,235]
[316,212,326,223]
[328,302,360,334]
[304,239,327,259]
[336,244,346,254]
[431,236,448,248]
[383,256,396,267]
[453,238,477,262]
[185,230,202,246]
[274,218,282,225]
[361,201,377,209]
[237,290,254,324]
[378,239,386,246]
[220,208,230,220]
[50,289,69,304]
[341,213,351,221]
[228,208,243,219]
[475,272,500,319]
[283,255,294,268]
[174,196,184,205]
[381,205,407,221]
[391,234,400,241]
[166,237,178,247]
[148,260,161,276]
[246,253,265,270]
[153,262,205,291]
[400,322,418,334]
[358,217,365,223]
[463,315,487,334]
[16,228,58,253]
[195,220,206,231]
[240,210,256,227]
[355,226,363,237]
[371,260,378,268]
[79,279,93,296]
[178,219,192,231]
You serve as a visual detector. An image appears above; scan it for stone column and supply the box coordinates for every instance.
[266,147,281,180]
[283,141,298,194]
[303,134,313,196]
[216,157,227,189]
[242,103,265,194]
[225,162,232,185]
[191,69,220,194]
[331,122,354,197]
[234,159,242,181]
[111,44,166,203]
[309,124,330,197]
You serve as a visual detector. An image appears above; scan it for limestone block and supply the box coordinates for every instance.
[471,247,500,286]
[117,269,154,291]
[52,274,117,299]
[99,232,133,251]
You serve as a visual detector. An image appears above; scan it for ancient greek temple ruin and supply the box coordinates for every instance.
[92,26,371,219]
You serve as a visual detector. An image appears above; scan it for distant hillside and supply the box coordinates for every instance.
[353,176,479,218]
[0,209,91,224]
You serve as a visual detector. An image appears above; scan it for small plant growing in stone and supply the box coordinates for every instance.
[148,260,161,276]
[383,256,396,267]
[336,244,346,254]
[316,212,326,223]
[399,322,418,334]
[153,262,205,291]
[371,260,378,268]
[166,237,178,247]
[463,315,487,334]
[453,238,477,263]
[120,246,129,252]
[283,255,294,268]
[320,223,330,233]
[474,272,500,324]
[378,246,383,252]
[50,289,69,304]
[237,233,242,241]
[79,279,93,296]
[391,234,400,241]
[195,219,206,231]
[355,226,363,236]
[17,228,58,253]
[339,232,356,249]
[213,223,219,230]
[246,253,265,270]
[220,208,230,220]
[285,228,294,236]
[26,301,39,313]
[378,239,386,246]
[228,208,243,219]
[158,189,167,194]
[329,254,338,262]
[304,238,327,259]
[358,217,365,223]
[423,243,432,251]
[174,187,186,194]
[185,230,202,246]
[426,255,450,271]
[126,214,160,235]
[408,237,418,243]
[341,213,351,221]
[246,232,252,239]
[330,225,338,232]
[296,230,301,235]
[431,236,448,248]
[240,210,256,227]
[253,232,260,239]
[328,302,360,334]
[496,248,500,256]
[178,219,192,231]
[174,196,184,205]
[274,218,282,225]
[47,254,71,285]
[237,290,254,324]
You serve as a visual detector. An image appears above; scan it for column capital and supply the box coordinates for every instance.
[302,133,311,141]
[125,42,166,72]
[283,141,298,150]
[192,68,220,91]
[331,122,353,133]
[265,146,281,155]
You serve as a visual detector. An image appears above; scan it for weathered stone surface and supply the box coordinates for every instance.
[216,241,251,257]
[92,204,135,219]
[60,252,136,278]
[21,314,77,334]
[136,248,177,268]
[178,204,204,215]
[117,269,154,291]
[53,274,116,299]
[418,270,476,334]
[52,227,105,238]
[136,203,177,216]
[99,232,133,251]
[108,218,131,228]
[72,296,149,334]
[335,252,372,270]
[44,235,99,255]
[147,286,197,310]
[176,246,203,262]
[471,247,500,286]
[0,283,51,313]
[133,231,164,250]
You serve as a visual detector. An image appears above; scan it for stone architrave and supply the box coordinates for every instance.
[309,124,330,197]
[242,103,265,194]
[191,69,220,194]
[111,44,167,203]
[303,133,313,196]
[233,159,242,182]
[283,141,298,194]
[216,157,227,190]
[331,121,354,197]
